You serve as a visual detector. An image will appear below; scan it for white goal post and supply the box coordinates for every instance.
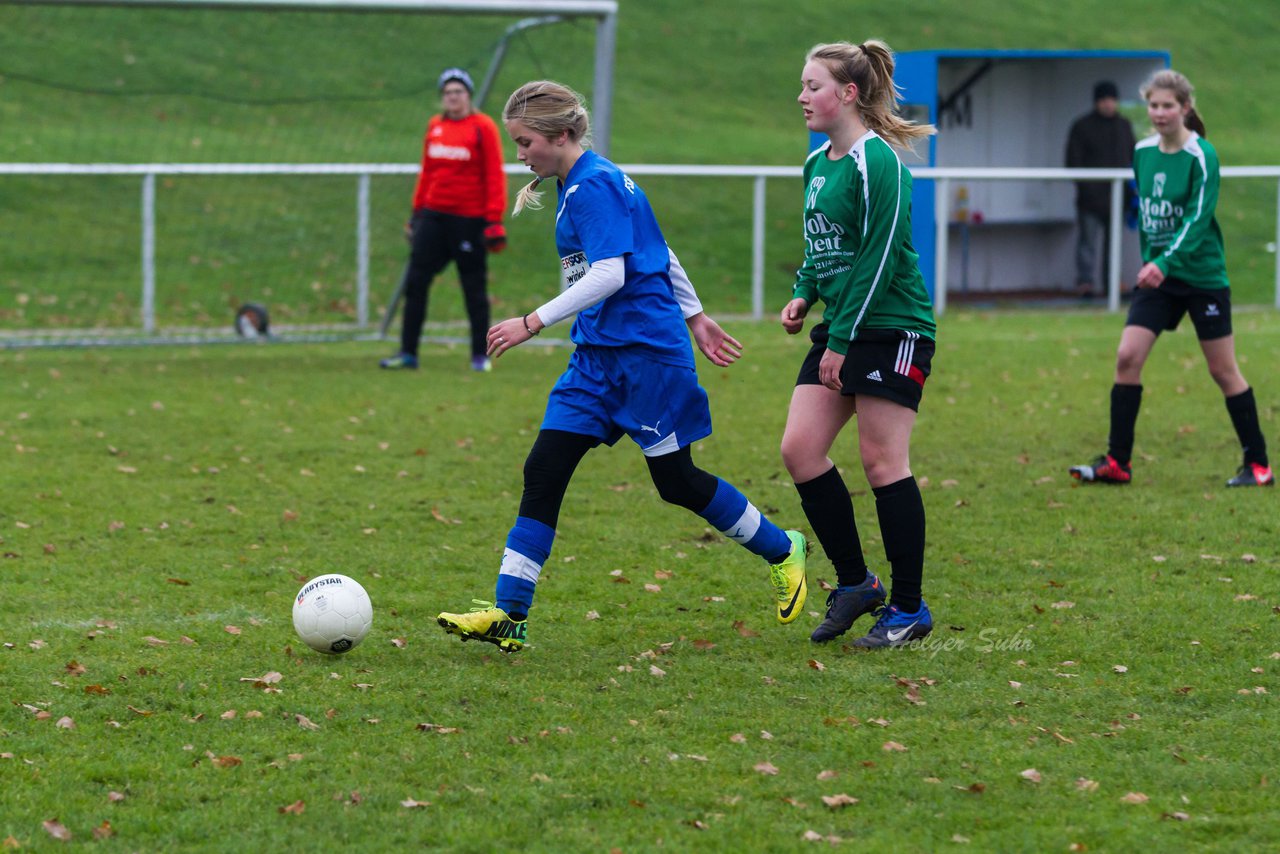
[0,0,620,153]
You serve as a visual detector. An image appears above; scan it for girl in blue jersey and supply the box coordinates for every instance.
[436,80,808,652]
[1069,70,1271,488]
[780,41,938,648]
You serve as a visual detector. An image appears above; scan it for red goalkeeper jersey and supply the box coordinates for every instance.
[411,112,507,224]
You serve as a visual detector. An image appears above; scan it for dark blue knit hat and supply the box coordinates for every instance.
[437,67,475,94]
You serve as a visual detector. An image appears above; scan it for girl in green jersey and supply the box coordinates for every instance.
[780,40,938,647]
[1070,70,1272,488]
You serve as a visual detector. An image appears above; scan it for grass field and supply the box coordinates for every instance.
[3,310,1277,849]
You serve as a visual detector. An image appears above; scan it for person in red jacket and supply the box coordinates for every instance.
[381,67,508,372]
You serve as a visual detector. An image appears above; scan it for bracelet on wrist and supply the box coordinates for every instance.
[523,314,540,336]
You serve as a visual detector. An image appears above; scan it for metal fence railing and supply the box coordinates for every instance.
[3,162,1278,346]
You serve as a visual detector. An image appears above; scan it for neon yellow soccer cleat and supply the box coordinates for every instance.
[437,600,527,653]
[769,530,808,624]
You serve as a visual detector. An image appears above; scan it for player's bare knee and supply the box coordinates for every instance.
[1207,363,1244,391]
[780,437,815,480]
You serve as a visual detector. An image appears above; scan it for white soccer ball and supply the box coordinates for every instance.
[292,574,373,654]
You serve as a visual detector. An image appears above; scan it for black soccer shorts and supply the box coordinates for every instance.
[796,324,934,412]
[1126,277,1233,341]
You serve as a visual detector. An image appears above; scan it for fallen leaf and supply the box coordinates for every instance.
[1162,811,1191,821]
[400,799,430,808]
[808,659,825,672]
[212,756,242,768]
[1113,665,1129,674]
[649,665,666,677]
[732,621,759,638]
[729,733,747,744]
[882,741,907,752]
[108,791,126,803]
[754,762,780,775]
[430,507,461,525]
[1050,601,1075,609]
[1020,768,1043,783]
[278,800,305,814]
[143,636,168,646]
[585,611,601,621]
[1120,792,1149,804]
[295,714,320,731]
[43,819,72,841]
[816,770,839,781]
[644,584,662,593]
[821,793,859,808]
[55,716,75,729]
[1075,778,1099,792]
[416,722,461,734]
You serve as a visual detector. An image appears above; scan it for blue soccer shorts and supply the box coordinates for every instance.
[541,346,713,456]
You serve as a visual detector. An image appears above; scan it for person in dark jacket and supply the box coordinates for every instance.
[1066,80,1136,298]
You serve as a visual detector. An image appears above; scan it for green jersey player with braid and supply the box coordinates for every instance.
[780,40,938,648]
[1070,69,1272,488]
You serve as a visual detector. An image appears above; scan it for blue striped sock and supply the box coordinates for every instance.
[494,516,555,617]
[698,479,791,561]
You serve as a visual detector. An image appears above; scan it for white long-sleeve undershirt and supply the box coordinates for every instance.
[531,246,704,329]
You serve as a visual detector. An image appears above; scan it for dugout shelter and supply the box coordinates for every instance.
[814,49,1170,301]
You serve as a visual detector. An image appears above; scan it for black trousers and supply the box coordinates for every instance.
[400,209,489,358]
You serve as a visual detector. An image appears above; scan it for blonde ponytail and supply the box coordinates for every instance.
[512,176,545,215]
[807,40,935,150]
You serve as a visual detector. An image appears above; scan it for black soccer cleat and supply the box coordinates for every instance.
[1226,462,1274,488]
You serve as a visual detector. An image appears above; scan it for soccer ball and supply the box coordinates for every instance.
[292,574,373,654]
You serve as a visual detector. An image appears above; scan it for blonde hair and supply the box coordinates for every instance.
[806,40,936,149]
[502,80,592,215]
[1140,69,1206,136]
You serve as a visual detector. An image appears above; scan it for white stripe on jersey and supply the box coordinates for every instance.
[721,502,762,546]
[555,184,580,226]
[1163,135,1209,258]
[849,133,902,340]
[895,330,919,375]
[499,548,542,584]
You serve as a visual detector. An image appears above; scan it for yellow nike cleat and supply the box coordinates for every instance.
[769,530,808,624]
[437,600,527,653]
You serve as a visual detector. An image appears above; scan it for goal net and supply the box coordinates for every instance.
[0,0,611,344]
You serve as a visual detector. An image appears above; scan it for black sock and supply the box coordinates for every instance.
[873,476,925,613]
[795,467,867,587]
[1107,383,1143,467]
[1226,387,1269,467]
